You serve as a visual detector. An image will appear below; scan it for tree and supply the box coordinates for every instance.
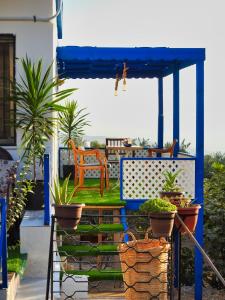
[13,57,75,180]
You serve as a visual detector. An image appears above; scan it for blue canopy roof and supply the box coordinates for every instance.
[57,46,205,79]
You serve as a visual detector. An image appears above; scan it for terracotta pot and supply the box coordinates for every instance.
[55,204,85,229]
[175,205,201,234]
[159,191,183,207]
[149,211,176,237]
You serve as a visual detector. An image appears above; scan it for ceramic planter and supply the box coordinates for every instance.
[175,205,201,233]
[55,204,85,229]
[159,191,183,206]
[149,211,176,237]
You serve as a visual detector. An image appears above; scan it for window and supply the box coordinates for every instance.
[0,34,16,146]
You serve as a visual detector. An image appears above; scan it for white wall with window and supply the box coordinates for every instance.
[0,0,59,178]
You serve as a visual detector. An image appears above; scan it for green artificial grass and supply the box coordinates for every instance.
[62,269,122,281]
[63,179,126,207]
[7,246,27,275]
[59,244,118,257]
[58,224,124,235]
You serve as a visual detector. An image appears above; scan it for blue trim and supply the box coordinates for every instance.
[56,0,63,39]
[194,61,204,300]
[44,154,51,226]
[0,198,8,289]
[57,46,205,79]
[158,77,164,148]
[173,70,180,156]
[120,207,129,242]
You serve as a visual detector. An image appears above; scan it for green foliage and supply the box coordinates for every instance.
[204,152,225,179]
[162,170,182,192]
[50,176,75,205]
[204,162,225,288]
[140,198,177,213]
[90,140,105,148]
[59,100,89,147]
[7,159,34,231]
[13,56,75,180]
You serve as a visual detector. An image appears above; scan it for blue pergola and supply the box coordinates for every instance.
[57,46,205,299]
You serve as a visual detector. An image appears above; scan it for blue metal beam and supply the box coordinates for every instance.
[173,70,180,156]
[194,61,204,300]
[158,77,164,148]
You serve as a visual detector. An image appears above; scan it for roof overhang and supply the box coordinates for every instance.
[57,46,205,79]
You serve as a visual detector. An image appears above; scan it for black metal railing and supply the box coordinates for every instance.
[46,214,173,300]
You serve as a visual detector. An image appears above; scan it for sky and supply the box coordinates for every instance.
[59,0,225,153]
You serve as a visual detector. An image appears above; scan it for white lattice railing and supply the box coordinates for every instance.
[59,148,148,179]
[121,158,195,200]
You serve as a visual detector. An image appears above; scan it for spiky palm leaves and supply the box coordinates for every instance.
[13,57,75,180]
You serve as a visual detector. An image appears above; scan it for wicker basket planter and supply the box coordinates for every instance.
[118,231,170,300]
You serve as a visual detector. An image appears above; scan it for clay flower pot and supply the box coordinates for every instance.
[149,211,176,237]
[55,204,85,229]
[159,191,183,206]
[175,205,201,234]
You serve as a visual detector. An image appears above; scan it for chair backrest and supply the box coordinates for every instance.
[105,138,126,159]
[148,139,178,158]
[68,139,80,165]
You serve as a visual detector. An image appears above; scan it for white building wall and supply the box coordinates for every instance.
[0,0,59,179]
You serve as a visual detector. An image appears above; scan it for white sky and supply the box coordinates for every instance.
[60,0,225,153]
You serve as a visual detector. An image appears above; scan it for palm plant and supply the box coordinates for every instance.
[13,56,75,180]
[59,100,89,163]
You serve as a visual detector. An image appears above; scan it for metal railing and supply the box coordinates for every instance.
[0,198,7,289]
[46,213,173,299]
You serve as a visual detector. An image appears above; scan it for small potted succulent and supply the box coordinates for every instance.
[160,170,183,206]
[175,197,201,234]
[140,198,177,237]
[50,175,85,229]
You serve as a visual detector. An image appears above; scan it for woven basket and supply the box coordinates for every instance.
[118,230,170,300]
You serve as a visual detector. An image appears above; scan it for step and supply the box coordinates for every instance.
[58,224,124,235]
[62,269,122,281]
[58,243,118,257]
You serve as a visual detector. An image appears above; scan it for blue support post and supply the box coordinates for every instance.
[44,154,50,225]
[0,198,8,289]
[194,61,204,300]
[158,77,164,148]
[173,70,180,156]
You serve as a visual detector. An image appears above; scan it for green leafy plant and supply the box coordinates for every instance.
[90,140,105,149]
[7,158,34,230]
[59,100,89,163]
[13,56,75,180]
[140,198,177,213]
[50,176,75,205]
[204,162,225,288]
[162,170,182,192]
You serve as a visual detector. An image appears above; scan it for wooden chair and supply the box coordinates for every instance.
[148,139,178,158]
[69,140,109,196]
[105,138,126,162]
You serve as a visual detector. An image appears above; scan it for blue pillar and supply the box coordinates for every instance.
[0,198,8,289]
[44,154,50,225]
[173,70,180,156]
[158,77,164,148]
[194,61,204,300]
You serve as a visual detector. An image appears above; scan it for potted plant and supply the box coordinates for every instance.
[159,170,183,206]
[175,197,201,234]
[13,56,75,209]
[50,175,85,229]
[140,198,177,237]
[58,100,89,179]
